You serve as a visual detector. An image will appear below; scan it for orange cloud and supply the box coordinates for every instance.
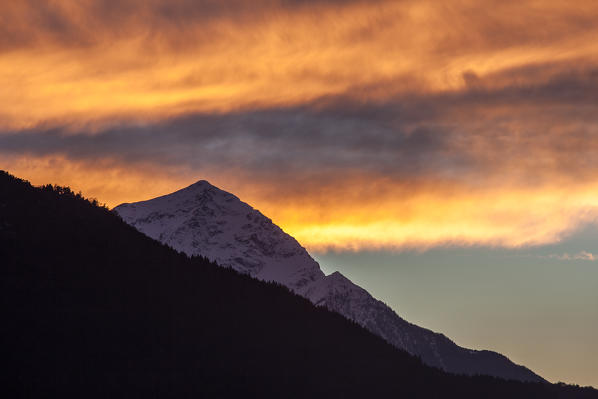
[6,155,598,252]
[1,0,598,128]
[2,0,598,251]
[0,155,192,206]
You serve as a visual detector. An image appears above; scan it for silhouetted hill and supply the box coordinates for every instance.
[0,170,596,398]
[114,178,543,382]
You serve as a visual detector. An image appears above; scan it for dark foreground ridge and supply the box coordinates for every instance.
[114,178,544,382]
[1,170,596,398]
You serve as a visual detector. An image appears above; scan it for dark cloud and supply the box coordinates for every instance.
[428,1,598,56]
[0,51,596,181]
[0,108,453,178]
[0,0,381,52]
[2,61,598,189]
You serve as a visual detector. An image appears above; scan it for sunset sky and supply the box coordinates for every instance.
[1,0,597,387]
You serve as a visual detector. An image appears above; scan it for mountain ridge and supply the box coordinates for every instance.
[4,170,597,397]
[114,179,544,382]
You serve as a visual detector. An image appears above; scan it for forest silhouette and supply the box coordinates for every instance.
[1,170,596,398]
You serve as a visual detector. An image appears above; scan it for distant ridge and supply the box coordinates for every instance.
[115,179,544,382]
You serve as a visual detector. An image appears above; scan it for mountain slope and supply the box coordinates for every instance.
[115,179,543,382]
[114,180,324,294]
[5,171,597,398]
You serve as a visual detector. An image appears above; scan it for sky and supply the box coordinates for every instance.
[1,0,597,387]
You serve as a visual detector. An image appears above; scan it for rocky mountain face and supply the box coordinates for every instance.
[114,180,543,383]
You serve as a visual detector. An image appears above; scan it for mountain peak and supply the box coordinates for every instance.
[177,179,222,196]
[114,181,325,292]
[187,179,214,189]
[114,180,545,383]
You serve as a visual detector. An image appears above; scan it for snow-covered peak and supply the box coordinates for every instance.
[119,179,241,214]
[188,179,212,187]
[114,180,324,293]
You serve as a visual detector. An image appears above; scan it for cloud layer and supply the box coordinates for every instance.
[2,0,598,250]
[545,251,598,261]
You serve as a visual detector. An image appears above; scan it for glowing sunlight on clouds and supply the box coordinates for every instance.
[2,0,598,251]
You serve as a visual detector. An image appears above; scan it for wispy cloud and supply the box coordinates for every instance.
[544,251,598,261]
[1,0,598,128]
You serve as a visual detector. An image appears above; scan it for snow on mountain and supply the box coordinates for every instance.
[114,180,323,294]
[114,180,544,383]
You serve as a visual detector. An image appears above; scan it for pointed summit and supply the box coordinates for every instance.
[174,179,225,197]
[113,180,324,293]
[186,179,214,189]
